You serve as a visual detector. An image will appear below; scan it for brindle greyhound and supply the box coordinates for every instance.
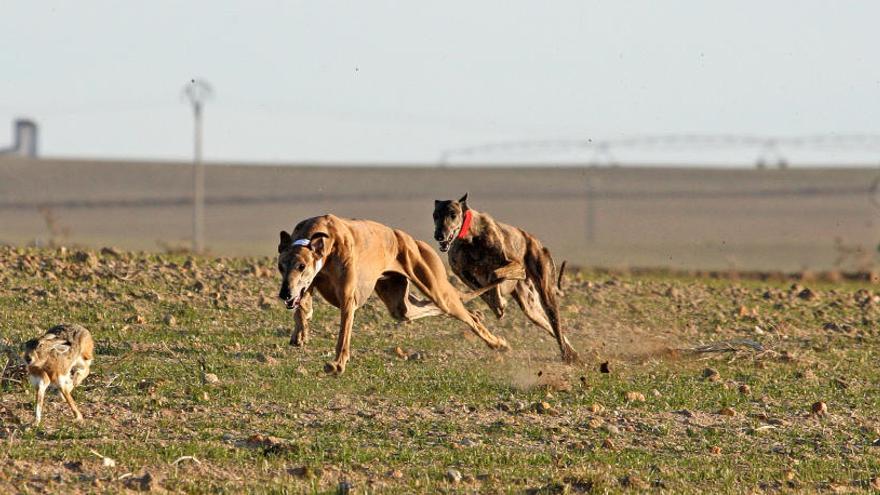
[432,193,580,363]
[278,214,510,374]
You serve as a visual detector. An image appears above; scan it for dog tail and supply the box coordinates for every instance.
[557,260,567,291]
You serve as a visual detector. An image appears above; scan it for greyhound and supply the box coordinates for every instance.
[277,214,510,374]
[432,193,580,363]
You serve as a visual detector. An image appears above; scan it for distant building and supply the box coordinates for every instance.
[0,119,38,158]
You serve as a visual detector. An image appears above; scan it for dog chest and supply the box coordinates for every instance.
[450,243,507,285]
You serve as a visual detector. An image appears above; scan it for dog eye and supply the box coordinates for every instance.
[296,263,306,271]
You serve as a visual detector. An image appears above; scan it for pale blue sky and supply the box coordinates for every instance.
[1,1,878,164]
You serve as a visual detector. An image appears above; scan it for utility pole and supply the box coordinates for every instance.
[182,79,212,254]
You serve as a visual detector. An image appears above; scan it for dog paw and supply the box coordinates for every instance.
[472,310,485,323]
[289,329,309,347]
[561,350,581,364]
[323,362,345,375]
[493,339,511,352]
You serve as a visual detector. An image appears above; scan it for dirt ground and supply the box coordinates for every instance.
[1,246,879,493]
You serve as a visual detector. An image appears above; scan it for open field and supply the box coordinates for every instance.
[2,157,879,271]
[1,246,879,493]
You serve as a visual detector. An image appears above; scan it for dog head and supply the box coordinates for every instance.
[433,192,469,252]
[277,230,330,310]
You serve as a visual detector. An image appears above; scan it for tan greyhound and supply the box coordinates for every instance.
[277,214,510,374]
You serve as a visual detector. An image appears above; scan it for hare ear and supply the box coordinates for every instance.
[278,230,292,253]
[52,342,71,354]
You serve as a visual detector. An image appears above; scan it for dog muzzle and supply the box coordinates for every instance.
[285,286,307,310]
[438,210,472,252]
[284,240,325,310]
[438,237,454,252]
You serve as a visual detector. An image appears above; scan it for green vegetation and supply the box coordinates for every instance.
[1,246,879,493]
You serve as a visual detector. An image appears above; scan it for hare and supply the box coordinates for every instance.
[22,324,94,425]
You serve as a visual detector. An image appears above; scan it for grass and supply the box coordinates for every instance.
[1,245,879,493]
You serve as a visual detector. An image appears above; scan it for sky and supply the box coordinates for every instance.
[1,1,879,165]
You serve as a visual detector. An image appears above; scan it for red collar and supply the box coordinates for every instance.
[457,210,473,239]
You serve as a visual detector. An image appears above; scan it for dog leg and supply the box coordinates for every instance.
[558,336,580,364]
[514,281,579,362]
[526,253,581,364]
[492,261,526,281]
[325,300,355,375]
[479,286,507,319]
[407,240,509,351]
[513,280,556,338]
[413,275,509,350]
[464,312,510,351]
[402,293,445,320]
[415,276,509,350]
[440,298,510,351]
[376,275,444,321]
[290,291,314,347]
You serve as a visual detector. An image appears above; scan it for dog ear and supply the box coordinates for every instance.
[278,230,292,253]
[459,192,469,209]
[310,232,331,258]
